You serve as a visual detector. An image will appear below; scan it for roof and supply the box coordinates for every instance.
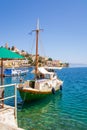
[0,47,24,59]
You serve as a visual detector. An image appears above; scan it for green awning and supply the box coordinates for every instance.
[0,47,24,59]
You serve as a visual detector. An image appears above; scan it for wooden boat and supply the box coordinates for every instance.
[17,20,63,102]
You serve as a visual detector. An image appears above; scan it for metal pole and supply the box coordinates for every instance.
[14,84,17,124]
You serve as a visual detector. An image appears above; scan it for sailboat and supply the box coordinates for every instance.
[17,20,63,102]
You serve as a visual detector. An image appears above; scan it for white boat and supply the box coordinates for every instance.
[45,66,62,70]
[4,68,28,76]
[17,20,63,102]
[19,69,29,76]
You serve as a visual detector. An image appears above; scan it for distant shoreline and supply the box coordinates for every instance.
[69,63,87,68]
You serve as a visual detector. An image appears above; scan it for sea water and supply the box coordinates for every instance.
[3,67,87,130]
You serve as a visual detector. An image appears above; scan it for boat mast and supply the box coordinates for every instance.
[35,19,39,76]
[32,19,43,78]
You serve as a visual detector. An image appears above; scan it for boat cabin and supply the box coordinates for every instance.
[35,67,57,80]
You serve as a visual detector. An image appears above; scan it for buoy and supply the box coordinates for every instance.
[52,87,56,94]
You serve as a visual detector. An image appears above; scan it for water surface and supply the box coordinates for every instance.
[3,67,87,130]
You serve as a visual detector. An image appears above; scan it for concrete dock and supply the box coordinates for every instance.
[0,104,23,130]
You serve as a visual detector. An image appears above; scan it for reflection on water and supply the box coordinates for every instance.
[18,91,62,130]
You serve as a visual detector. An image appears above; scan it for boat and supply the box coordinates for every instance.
[17,20,63,102]
[4,68,28,76]
[44,66,62,72]
[19,69,29,76]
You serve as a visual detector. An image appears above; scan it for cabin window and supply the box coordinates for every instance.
[45,74,50,79]
[29,81,35,88]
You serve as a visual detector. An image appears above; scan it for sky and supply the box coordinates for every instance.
[0,0,87,65]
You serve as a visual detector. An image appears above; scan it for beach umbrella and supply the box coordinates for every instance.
[0,47,24,59]
[0,47,24,84]
[0,47,24,107]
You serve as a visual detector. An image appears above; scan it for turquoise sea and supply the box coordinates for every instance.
[3,67,87,130]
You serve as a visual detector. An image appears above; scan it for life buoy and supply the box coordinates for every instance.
[52,87,56,94]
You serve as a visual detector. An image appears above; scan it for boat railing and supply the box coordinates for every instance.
[0,83,17,122]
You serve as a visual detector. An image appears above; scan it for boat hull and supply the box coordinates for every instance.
[18,87,61,102]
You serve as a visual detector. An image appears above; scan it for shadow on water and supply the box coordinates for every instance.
[17,91,63,130]
[18,91,62,111]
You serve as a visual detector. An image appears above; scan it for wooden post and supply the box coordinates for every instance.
[1,59,4,85]
[0,59,4,107]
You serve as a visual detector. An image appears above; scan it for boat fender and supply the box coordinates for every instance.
[60,85,62,90]
[52,87,56,94]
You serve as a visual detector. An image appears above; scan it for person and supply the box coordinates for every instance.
[40,74,44,79]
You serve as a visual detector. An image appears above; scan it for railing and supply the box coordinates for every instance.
[0,83,17,122]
